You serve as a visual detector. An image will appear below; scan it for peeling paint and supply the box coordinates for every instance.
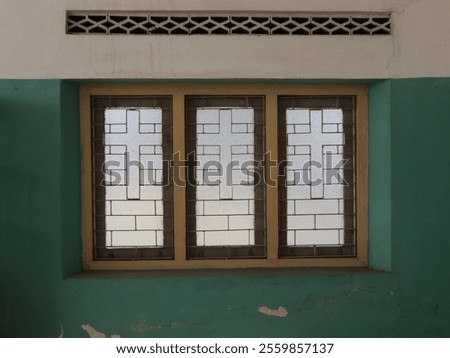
[258,306,288,318]
[81,324,121,338]
[81,324,106,338]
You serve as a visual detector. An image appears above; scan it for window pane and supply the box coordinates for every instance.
[92,97,173,260]
[286,108,344,245]
[196,108,255,246]
[279,97,356,257]
[186,97,265,259]
[103,109,164,247]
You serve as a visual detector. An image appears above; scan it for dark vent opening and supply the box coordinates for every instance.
[332,17,349,24]
[91,27,107,34]
[80,20,94,27]
[252,27,270,35]
[292,17,310,23]
[372,28,390,35]
[68,26,86,33]
[365,22,378,30]
[272,17,289,23]
[292,28,309,35]
[191,16,209,23]
[151,16,169,24]
[90,15,107,22]
[152,28,170,34]
[110,27,127,34]
[130,16,147,22]
[312,17,330,24]
[232,27,249,34]
[110,16,127,22]
[352,18,369,24]
[171,27,188,35]
[191,28,208,35]
[232,16,250,22]
[210,27,228,35]
[211,16,228,22]
[67,11,392,36]
[122,21,137,29]
[353,28,370,35]
[272,28,290,35]
[68,15,85,22]
[331,28,350,35]
[312,28,330,35]
[130,28,147,35]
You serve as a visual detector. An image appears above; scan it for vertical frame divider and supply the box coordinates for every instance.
[80,86,94,269]
[265,92,279,260]
[356,89,369,265]
[172,91,187,262]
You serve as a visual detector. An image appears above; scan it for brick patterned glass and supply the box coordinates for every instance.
[186,97,265,259]
[92,97,173,260]
[278,96,356,258]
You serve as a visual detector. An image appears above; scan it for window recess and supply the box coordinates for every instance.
[81,84,367,270]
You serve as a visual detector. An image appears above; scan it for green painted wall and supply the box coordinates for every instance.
[0,81,62,337]
[0,79,449,337]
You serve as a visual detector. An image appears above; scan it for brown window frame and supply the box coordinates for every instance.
[81,84,368,270]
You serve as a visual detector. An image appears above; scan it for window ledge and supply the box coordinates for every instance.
[65,266,388,280]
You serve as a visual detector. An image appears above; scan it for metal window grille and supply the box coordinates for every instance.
[91,96,174,260]
[67,12,391,35]
[186,96,266,259]
[278,96,356,258]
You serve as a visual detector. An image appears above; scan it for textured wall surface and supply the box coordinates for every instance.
[1,0,450,78]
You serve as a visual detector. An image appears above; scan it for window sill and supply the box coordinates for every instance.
[65,266,387,280]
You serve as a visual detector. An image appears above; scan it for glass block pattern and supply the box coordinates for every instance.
[195,108,255,247]
[186,97,265,259]
[278,96,356,258]
[92,96,173,260]
[103,109,164,248]
[67,12,391,36]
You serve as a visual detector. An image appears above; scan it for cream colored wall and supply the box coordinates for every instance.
[0,0,448,79]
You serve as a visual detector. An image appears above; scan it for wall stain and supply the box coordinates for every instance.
[130,319,184,333]
[258,306,288,318]
[130,319,162,333]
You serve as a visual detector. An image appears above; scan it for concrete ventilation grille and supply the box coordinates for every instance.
[66,12,391,35]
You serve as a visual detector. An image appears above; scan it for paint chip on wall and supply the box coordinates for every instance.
[258,306,288,317]
[81,324,121,338]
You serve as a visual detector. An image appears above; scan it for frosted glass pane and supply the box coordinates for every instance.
[286,108,345,246]
[195,108,255,246]
[103,108,164,248]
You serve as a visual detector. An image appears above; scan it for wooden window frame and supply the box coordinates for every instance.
[81,84,368,270]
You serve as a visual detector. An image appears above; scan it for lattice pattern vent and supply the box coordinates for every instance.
[67,12,391,35]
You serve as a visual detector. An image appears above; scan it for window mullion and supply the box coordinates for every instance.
[265,93,279,260]
[355,92,369,265]
[172,92,187,262]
